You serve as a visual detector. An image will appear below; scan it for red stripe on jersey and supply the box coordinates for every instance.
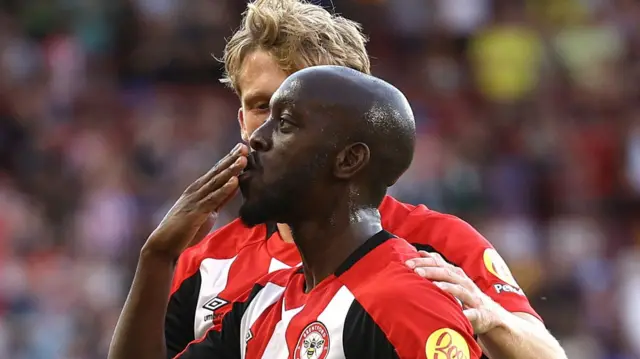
[170,219,267,296]
[245,292,288,359]
[283,274,344,355]
[238,271,300,359]
[266,228,300,265]
[242,271,348,359]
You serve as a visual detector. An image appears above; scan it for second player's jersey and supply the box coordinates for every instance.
[166,195,540,358]
[175,231,482,359]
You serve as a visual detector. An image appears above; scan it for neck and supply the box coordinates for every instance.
[276,223,295,243]
[288,207,382,292]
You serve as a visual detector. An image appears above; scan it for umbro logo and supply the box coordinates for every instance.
[202,297,229,322]
[203,296,229,312]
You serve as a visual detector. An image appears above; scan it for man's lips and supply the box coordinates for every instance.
[238,170,252,182]
[240,151,259,180]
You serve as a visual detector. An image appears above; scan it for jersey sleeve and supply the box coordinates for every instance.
[420,216,541,321]
[344,272,482,359]
[381,198,541,321]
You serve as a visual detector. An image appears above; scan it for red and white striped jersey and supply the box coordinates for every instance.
[175,231,482,359]
[165,196,540,357]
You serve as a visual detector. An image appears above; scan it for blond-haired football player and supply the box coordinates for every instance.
[221,0,370,142]
[108,2,566,359]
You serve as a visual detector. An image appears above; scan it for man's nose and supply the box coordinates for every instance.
[248,121,272,152]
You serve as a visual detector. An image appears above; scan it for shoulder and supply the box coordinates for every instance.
[171,219,268,292]
[357,260,466,320]
[379,195,459,237]
[183,219,267,265]
[342,237,467,326]
[379,199,541,320]
[346,261,481,359]
[380,196,491,258]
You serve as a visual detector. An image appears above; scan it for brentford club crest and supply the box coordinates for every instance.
[294,321,330,359]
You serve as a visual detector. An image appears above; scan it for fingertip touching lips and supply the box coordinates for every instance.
[243,151,259,173]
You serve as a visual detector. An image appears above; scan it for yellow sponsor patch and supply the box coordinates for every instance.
[425,328,470,359]
[482,248,519,288]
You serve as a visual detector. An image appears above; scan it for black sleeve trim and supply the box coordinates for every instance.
[165,270,201,358]
[343,299,400,359]
[176,284,265,359]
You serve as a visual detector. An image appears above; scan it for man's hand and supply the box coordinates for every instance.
[406,251,505,334]
[143,143,249,261]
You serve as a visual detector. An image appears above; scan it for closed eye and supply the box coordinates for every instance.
[278,117,295,132]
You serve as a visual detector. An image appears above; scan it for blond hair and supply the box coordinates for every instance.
[220,0,370,92]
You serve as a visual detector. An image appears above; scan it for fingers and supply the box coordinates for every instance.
[463,308,481,332]
[433,282,479,308]
[406,257,442,270]
[197,155,246,198]
[414,265,463,283]
[406,252,450,270]
[198,155,246,209]
[408,252,477,295]
[214,186,239,212]
[201,143,248,183]
[412,260,482,309]
[200,176,240,211]
[187,143,248,193]
[420,251,448,266]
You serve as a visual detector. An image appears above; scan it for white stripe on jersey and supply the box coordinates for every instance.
[239,282,287,359]
[194,257,237,338]
[317,286,355,359]
[268,258,292,273]
[247,285,355,359]
[259,300,304,359]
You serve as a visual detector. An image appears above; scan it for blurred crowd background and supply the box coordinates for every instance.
[1,0,639,358]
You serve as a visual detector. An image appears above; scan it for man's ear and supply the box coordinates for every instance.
[238,108,249,142]
[333,143,370,180]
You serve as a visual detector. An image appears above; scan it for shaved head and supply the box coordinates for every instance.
[239,65,416,226]
[276,66,416,188]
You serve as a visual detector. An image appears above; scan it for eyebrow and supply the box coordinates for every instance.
[243,90,272,106]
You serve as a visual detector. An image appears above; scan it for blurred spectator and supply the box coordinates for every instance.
[470,1,544,104]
